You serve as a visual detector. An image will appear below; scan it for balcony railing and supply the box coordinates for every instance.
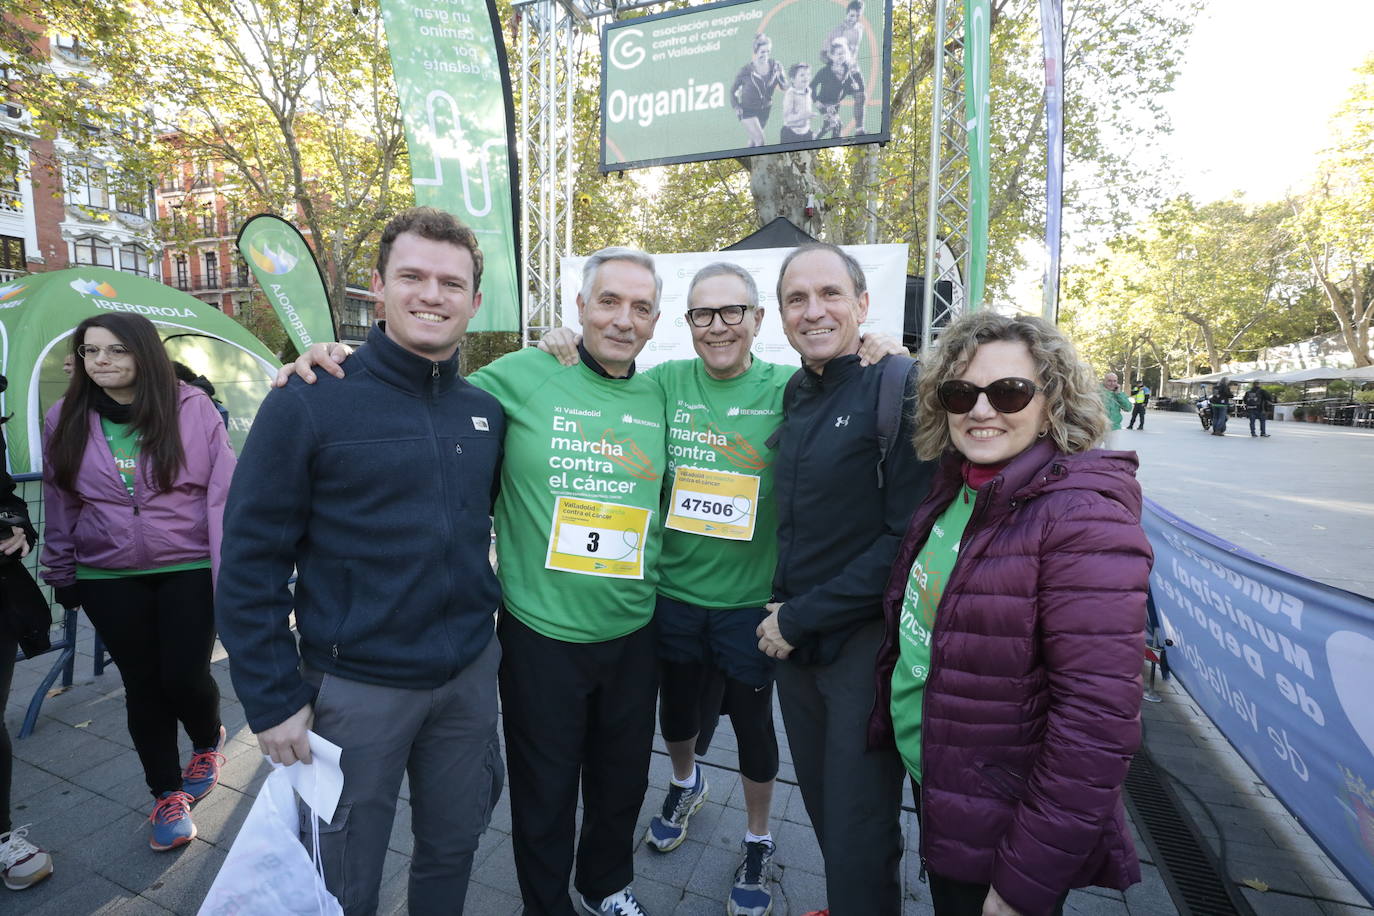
[0,188,22,214]
[0,268,25,283]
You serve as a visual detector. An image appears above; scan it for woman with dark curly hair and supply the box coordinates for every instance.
[870,311,1152,916]
[42,313,235,854]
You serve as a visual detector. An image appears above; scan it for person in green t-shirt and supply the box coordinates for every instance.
[1099,371,1131,430]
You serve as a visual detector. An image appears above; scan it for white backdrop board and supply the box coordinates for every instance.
[558,243,909,370]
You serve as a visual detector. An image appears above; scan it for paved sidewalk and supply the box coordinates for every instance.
[3,408,1369,914]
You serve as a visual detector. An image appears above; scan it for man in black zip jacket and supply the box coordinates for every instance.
[217,208,505,916]
[756,243,934,915]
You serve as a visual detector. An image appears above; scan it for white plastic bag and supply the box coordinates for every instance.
[198,735,346,916]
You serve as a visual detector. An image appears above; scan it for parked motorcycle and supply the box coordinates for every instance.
[1195,395,1212,431]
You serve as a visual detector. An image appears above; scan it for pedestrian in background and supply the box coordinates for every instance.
[1125,381,1149,430]
[41,313,235,853]
[873,311,1151,916]
[1210,377,1233,436]
[1243,381,1272,437]
[1099,371,1130,431]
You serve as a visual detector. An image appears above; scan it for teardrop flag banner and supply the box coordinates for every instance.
[236,214,336,351]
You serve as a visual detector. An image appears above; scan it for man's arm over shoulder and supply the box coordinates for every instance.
[779,362,935,646]
[215,382,319,734]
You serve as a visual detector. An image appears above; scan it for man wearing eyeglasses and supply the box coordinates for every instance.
[756,242,934,915]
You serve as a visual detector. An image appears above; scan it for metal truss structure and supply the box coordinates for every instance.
[921,0,972,351]
[515,0,588,345]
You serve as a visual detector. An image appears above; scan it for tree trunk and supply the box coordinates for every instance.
[743,151,824,235]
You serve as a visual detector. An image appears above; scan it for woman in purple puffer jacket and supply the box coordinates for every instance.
[42,313,235,854]
[870,312,1152,916]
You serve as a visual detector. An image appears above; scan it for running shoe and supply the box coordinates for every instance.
[644,764,708,852]
[727,837,775,916]
[0,826,52,890]
[149,790,197,851]
[181,725,227,802]
[580,884,649,915]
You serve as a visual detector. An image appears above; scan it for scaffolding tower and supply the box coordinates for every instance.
[921,0,972,351]
[515,0,589,346]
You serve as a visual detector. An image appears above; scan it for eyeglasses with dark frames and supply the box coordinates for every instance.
[937,377,1039,414]
[77,344,132,360]
[685,305,752,328]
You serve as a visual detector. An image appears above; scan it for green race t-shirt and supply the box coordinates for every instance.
[80,416,209,579]
[102,416,139,497]
[892,484,976,782]
[648,358,790,609]
[470,347,667,643]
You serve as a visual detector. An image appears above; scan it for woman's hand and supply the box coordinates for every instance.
[982,886,1021,916]
[0,526,29,559]
[273,342,354,387]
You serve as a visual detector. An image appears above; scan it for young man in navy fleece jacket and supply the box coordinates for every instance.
[216,208,505,916]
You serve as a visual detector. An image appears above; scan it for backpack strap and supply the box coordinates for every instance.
[764,368,806,451]
[876,354,918,489]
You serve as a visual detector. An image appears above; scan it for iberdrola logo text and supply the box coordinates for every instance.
[248,241,299,275]
[70,278,118,298]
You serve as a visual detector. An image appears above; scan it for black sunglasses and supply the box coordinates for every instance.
[937,377,1039,414]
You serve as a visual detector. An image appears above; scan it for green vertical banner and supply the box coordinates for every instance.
[380,0,520,332]
[964,0,990,310]
[235,214,336,351]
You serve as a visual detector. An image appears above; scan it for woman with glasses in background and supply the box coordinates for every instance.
[869,311,1152,916]
[41,314,235,853]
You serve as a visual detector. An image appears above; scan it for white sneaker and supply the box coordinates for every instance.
[581,885,649,916]
[1,826,53,890]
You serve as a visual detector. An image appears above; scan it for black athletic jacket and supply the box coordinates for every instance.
[772,354,934,665]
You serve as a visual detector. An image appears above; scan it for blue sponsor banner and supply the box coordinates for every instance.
[1143,498,1374,901]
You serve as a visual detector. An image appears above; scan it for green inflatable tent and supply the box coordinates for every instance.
[0,267,280,472]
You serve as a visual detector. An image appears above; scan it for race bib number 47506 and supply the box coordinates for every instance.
[546,496,652,578]
[665,466,759,541]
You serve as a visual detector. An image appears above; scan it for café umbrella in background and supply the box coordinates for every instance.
[0,267,279,472]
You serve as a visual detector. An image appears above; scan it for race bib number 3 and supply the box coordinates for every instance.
[666,466,759,541]
[546,496,652,578]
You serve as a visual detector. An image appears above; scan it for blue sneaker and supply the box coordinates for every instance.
[728,838,775,916]
[149,790,196,851]
[181,725,226,802]
[179,725,225,796]
[645,764,708,852]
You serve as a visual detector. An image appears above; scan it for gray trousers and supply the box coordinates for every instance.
[776,619,905,916]
[301,635,504,916]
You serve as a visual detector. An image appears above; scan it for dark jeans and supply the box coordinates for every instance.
[497,611,658,913]
[1211,403,1229,433]
[1126,404,1147,428]
[79,569,221,797]
[1248,407,1267,436]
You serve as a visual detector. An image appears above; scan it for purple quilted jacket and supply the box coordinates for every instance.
[869,438,1152,916]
